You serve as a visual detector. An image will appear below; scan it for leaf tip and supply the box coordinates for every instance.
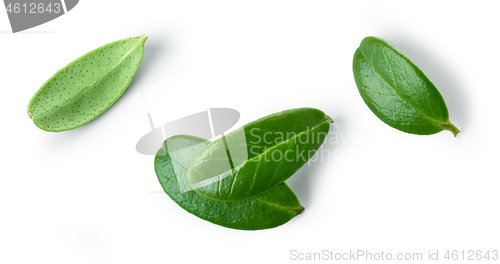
[326,116,334,124]
[138,34,149,45]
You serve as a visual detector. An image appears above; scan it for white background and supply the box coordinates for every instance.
[1,1,499,263]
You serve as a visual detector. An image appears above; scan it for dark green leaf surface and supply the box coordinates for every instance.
[155,135,304,231]
[28,35,148,132]
[353,36,459,136]
[187,108,332,202]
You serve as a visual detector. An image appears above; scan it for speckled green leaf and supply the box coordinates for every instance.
[353,36,460,136]
[155,135,304,230]
[28,35,148,132]
[187,108,332,202]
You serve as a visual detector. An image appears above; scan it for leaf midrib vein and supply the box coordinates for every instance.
[358,49,447,128]
[192,118,330,188]
[161,155,302,222]
[251,196,304,214]
[33,38,143,119]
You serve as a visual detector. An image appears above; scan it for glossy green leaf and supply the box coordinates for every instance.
[187,108,332,202]
[155,135,304,230]
[28,35,148,132]
[353,36,460,136]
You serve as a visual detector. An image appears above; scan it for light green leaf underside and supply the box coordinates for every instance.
[28,35,148,132]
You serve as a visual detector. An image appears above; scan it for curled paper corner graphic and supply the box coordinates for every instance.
[136,108,241,156]
[138,108,244,192]
[3,0,79,33]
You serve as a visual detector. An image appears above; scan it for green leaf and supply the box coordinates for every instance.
[187,108,332,202]
[28,35,148,132]
[155,135,304,231]
[352,36,460,136]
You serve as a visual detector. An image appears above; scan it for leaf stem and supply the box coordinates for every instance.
[442,123,460,137]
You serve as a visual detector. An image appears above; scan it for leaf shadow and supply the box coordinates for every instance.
[94,34,173,126]
[120,35,170,100]
[286,117,346,208]
[102,34,170,119]
[381,33,469,131]
[37,121,95,153]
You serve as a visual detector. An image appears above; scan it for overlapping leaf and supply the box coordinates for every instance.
[155,135,304,230]
[187,108,333,202]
